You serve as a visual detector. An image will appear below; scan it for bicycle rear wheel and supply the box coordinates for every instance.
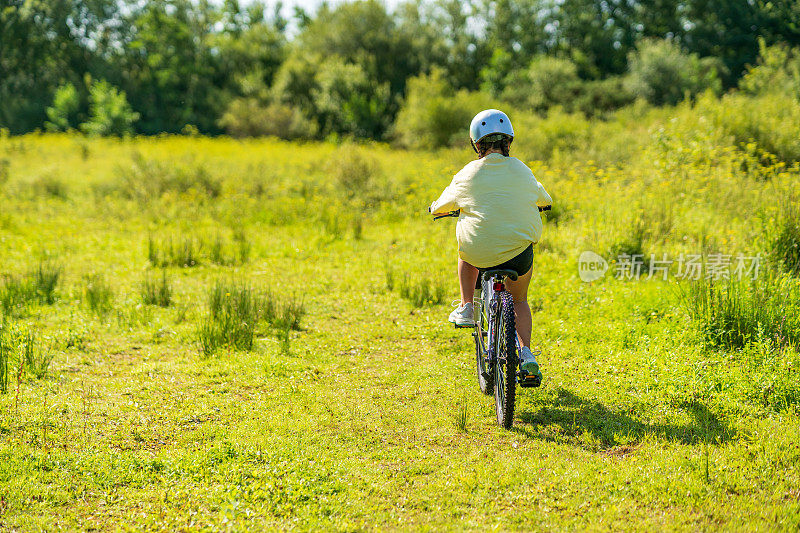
[493,291,517,428]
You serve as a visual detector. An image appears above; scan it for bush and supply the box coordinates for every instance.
[626,39,722,106]
[393,70,496,149]
[512,108,592,161]
[0,158,9,187]
[501,56,634,117]
[218,99,317,139]
[45,83,81,132]
[573,77,635,117]
[328,146,382,206]
[739,39,800,98]
[80,80,139,136]
[322,146,387,238]
[508,56,582,112]
[703,92,800,163]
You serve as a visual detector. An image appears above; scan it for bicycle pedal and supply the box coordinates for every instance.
[453,323,475,329]
[518,371,542,388]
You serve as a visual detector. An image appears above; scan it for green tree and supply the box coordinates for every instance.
[270,51,323,121]
[419,0,489,91]
[540,0,637,78]
[0,0,113,133]
[312,59,392,138]
[119,0,220,134]
[481,0,546,83]
[80,80,138,136]
[298,0,419,98]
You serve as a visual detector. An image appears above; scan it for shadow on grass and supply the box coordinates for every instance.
[514,388,735,449]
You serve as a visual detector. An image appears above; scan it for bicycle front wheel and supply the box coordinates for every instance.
[493,291,518,429]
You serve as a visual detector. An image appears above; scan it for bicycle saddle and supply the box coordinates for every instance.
[482,269,518,282]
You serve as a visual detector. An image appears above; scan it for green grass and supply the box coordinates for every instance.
[0,132,798,530]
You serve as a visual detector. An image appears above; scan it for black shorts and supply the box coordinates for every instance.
[475,244,533,289]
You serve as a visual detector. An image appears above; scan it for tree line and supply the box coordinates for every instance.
[2,0,799,142]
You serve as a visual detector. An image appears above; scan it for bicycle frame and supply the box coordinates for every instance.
[474,274,520,383]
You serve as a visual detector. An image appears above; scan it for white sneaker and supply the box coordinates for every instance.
[519,346,542,378]
[448,302,475,326]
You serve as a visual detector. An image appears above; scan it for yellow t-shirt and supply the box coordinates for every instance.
[430,153,552,268]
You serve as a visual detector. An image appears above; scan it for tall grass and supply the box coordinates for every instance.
[208,232,251,265]
[0,316,10,393]
[682,271,800,350]
[200,280,261,356]
[140,270,172,307]
[148,235,200,268]
[148,231,250,267]
[22,330,54,380]
[198,280,305,357]
[30,173,69,199]
[0,319,53,392]
[0,261,61,315]
[453,394,469,432]
[83,274,114,316]
[386,266,447,307]
[769,201,800,275]
[109,154,221,203]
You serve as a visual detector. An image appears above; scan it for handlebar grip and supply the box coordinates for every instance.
[433,209,461,220]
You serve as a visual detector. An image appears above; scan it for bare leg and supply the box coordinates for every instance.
[458,258,479,306]
[505,266,533,348]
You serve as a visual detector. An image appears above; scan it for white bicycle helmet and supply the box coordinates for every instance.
[469,109,514,152]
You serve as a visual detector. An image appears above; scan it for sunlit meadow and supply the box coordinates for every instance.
[1,94,800,530]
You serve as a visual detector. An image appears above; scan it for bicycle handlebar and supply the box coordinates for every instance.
[430,205,551,220]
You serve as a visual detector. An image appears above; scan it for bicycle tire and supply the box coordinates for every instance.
[493,291,517,428]
[475,311,493,395]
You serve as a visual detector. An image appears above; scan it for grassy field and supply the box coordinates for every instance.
[1,105,800,531]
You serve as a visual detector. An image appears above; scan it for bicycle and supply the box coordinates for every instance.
[432,205,549,428]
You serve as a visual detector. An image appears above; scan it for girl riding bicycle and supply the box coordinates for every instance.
[429,109,552,379]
